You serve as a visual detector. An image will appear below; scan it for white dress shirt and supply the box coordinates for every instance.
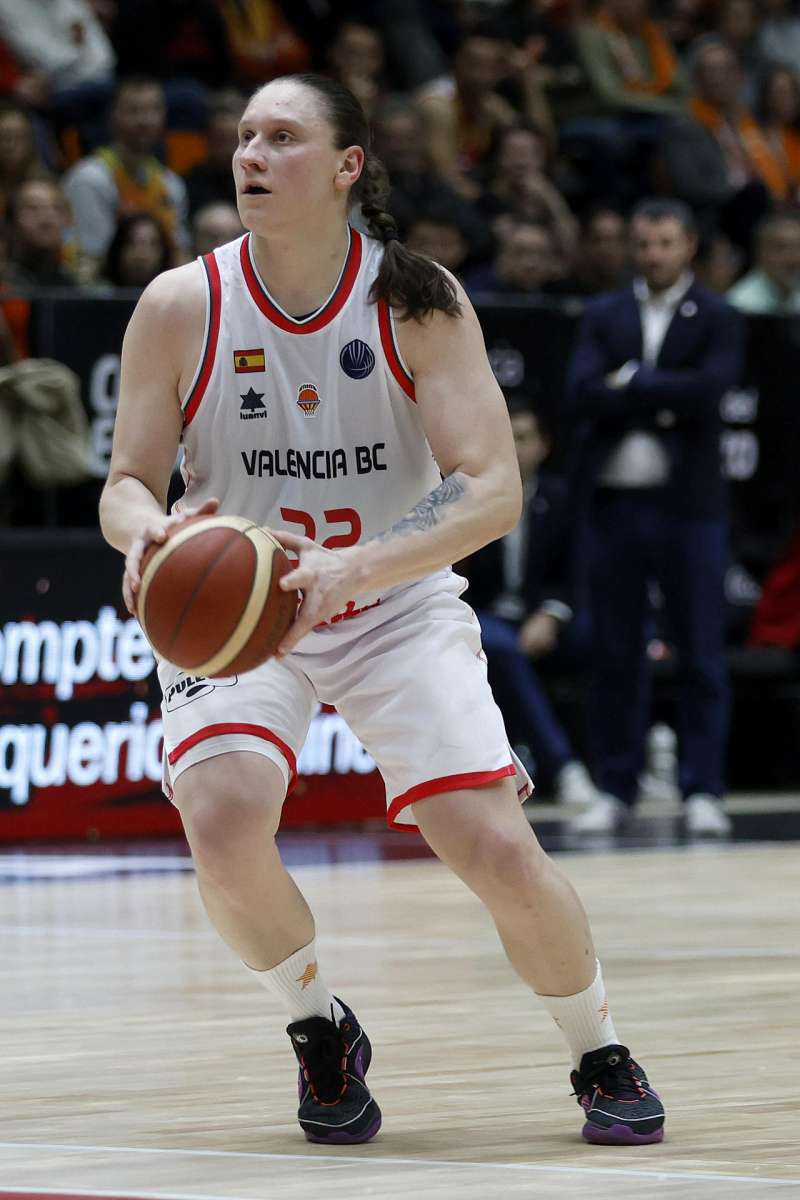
[599,271,694,488]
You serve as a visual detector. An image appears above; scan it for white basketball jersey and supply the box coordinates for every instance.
[175,228,446,612]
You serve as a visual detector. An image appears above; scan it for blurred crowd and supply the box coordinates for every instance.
[2,0,800,307]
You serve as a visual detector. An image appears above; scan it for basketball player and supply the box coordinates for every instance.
[99,74,665,1147]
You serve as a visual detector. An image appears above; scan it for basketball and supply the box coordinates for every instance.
[136,515,298,676]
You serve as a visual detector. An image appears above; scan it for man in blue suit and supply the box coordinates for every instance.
[565,198,742,835]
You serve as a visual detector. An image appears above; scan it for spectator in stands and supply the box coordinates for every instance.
[758,0,800,76]
[327,21,387,118]
[3,178,76,289]
[371,97,491,262]
[0,34,50,110]
[111,0,232,90]
[405,212,470,276]
[694,232,743,293]
[727,212,800,313]
[659,39,776,249]
[0,0,114,93]
[191,202,243,259]
[560,207,630,297]
[495,0,587,124]
[565,0,688,204]
[664,0,710,60]
[0,103,49,217]
[716,0,760,106]
[464,393,600,809]
[100,212,173,290]
[565,198,742,836]
[0,0,115,153]
[575,0,689,117]
[62,77,189,276]
[477,123,578,261]
[217,0,310,88]
[756,63,800,204]
[416,30,553,200]
[465,218,565,294]
[185,90,244,215]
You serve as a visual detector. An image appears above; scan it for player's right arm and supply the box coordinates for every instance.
[99,261,218,613]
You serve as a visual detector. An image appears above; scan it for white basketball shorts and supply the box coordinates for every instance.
[158,569,532,831]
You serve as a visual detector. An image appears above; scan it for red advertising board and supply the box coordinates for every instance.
[0,532,386,842]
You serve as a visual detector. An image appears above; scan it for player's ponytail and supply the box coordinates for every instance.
[272,73,461,322]
[357,154,461,321]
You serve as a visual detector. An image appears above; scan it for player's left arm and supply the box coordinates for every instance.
[275,281,522,653]
[356,282,522,585]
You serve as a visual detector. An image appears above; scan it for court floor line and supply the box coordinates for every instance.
[0,1141,797,1188]
[0,925,797,961]
[0,1190,295,1200]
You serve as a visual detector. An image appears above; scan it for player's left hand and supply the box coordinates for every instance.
[272,530,358,655]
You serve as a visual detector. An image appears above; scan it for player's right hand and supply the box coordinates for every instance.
[123,497,219,616]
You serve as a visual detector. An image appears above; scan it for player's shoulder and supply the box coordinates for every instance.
[392,269,486,379]
[136,260,207,322]
[124,262,208,367]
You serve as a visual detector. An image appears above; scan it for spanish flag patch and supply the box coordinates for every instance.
[233,348,266,373]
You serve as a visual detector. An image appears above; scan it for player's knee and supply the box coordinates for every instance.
[467,825,549,907]
[173,756,285,883]
[183,789,272,864]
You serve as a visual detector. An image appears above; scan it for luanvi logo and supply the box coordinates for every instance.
[239,386,267,420]
[165,673,238,711]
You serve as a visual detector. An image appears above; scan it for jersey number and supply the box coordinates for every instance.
[280,506,362,549]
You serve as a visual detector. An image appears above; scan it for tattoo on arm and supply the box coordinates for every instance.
[375,472,467,542]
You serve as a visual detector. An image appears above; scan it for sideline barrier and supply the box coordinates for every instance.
[0,532,385,841]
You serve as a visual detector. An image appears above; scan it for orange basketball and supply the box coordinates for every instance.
[136,516,298,676]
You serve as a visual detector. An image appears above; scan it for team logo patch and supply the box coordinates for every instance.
[340,339,375,380]
[240,386,267,419]
[233,348,265,373]
[296,382,321,417]
[165,673,238,711]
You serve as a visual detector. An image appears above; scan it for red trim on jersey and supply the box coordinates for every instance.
[183,252,222,427]
[386,764,517,831]
[240,228,362,334]
[168,723,298,791]
[378,299,416,401]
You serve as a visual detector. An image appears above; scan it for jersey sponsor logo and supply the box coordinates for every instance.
[240,386,267,420]
[296,382,321,417]
[164,673,238,711]
[340,339,375,379]
[233,348,266,373]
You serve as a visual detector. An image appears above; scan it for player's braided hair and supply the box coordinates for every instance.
[278,73,461,322]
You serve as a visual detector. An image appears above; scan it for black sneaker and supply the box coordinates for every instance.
[570,1044,665,1145]
[287,1000,381,1144]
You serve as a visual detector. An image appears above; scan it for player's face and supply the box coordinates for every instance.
[233,81,361,235]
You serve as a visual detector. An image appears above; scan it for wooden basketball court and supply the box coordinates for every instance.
[0,814,798,1200]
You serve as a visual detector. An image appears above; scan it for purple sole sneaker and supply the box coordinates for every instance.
[305,1112,383,1145]
[582,1120,665,1146]
[571,1045,665,1147]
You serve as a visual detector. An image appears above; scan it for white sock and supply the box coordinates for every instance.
[245,939,346,1025]
[536,959,620,1067]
